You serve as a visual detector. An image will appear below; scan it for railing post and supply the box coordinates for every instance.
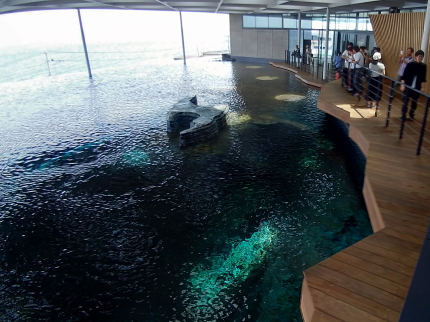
[386,80,396,126]
[399,87,409,139]
[316,58,319,79]
[416,97,430,155]
[77,9,92,78]
[323,7,330,80]
[285,50,287,63]
[44,51,51,76]
[179,11,187,66]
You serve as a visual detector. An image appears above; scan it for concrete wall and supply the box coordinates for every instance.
[229,14,288,61]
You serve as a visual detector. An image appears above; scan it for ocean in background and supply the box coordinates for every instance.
[0,9,230,84]
[0,38,229,84]
[0,34,372,322]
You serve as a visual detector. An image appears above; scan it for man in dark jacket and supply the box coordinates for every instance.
[400,50,427,120]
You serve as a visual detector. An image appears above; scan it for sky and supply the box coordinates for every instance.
[0,9,230,50]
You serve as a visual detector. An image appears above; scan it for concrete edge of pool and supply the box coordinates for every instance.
[271,62,430,322]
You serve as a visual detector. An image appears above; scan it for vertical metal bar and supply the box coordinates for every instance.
[77,9,92,78]
[179,11,186,66]
[44,52,51,76]
[317,30,321,78]
[323,7,330,80]
[386,80,395,126]
[416,97,430,155]
[298,12,301,54]
[399,87,409,139]
[285,49,287,63]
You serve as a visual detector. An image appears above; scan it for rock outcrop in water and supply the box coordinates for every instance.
[167,96,229,147]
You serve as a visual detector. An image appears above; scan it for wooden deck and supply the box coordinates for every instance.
[271,62,430,322]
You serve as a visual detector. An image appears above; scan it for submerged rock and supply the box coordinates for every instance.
[183,222,277,320]
[167,96,229,147]
[256,76,279,81]
[121,148,150,167]
[227,112,252,126]
[274,94,305,102]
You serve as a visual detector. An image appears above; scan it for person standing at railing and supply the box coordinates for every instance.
[341,43,353,90]
[396,47,414,86]
[360,46,370,79]
[400,50,427,121]
[365,52,385,109]
[305,45,311,65]
[351,45,365,101]
[292,45,301,66]
[333,52,343,72]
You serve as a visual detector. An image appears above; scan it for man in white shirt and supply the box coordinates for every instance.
[341,43,353,89]
[351,45,365,100]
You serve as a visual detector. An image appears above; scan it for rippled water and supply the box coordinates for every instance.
[0,59,371,322]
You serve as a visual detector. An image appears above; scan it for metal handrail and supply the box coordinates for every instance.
[279,54,430,155]
[284,49,337,81]
[348,64,430,155]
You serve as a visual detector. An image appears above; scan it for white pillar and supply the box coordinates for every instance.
[77,9,92,78]
[420,1,430,56]
[298,12,302,54]
[179,11,186,66]
[323,7,330,80]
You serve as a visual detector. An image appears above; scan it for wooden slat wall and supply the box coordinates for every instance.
[369,13,429,85]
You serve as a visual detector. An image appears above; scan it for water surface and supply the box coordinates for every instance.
[0,59,371,322]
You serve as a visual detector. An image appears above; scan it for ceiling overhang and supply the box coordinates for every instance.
[0,0,427,15]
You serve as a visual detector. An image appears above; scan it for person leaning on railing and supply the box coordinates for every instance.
[400,50,427,121]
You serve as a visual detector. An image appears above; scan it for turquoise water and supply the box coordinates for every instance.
[0,52,372,321]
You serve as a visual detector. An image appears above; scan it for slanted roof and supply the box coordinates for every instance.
[0,0,427,15]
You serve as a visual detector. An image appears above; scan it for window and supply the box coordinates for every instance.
[357,18,368,31]
[256,15,269,28]
[283,17,296,28]
[301,19,312,29]
[329,16,336,29]
[336,17,356,30]
[243,15,256,28]
[269,15,282,28]
[311,17,324,29]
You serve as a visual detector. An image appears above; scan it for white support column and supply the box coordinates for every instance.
[323,7,330,80]
[421,1,430,56]
[179,11,186,66]
[298,12,301,54]
[77,9,92,78]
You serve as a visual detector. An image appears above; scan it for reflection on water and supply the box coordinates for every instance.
[0,60,371,322]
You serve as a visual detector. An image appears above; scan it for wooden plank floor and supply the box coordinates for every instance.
[271,62,430,322]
